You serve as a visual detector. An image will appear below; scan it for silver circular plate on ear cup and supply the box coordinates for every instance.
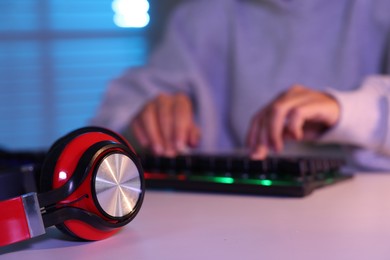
[94,153,142,218]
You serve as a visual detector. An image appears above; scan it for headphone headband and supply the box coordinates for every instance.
[0,192,45,246]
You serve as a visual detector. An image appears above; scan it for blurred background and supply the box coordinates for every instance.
[0,0,181,150]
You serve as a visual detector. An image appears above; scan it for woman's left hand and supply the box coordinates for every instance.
[246,85,340,159]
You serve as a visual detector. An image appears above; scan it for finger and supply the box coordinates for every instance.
[246,112,270,159]
[140,102,164,155]
[172,93,194,151]
[156,94,176,156]
[286,106,306,141]
[131,117,150,148]
[251,122,269,160]
[251,146,268,160]
[268,102,289,152]
[188,125,201,148]
[246,112,261,148]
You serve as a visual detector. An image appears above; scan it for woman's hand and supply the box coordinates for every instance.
[130,93,200,156]
[246,85,340,159]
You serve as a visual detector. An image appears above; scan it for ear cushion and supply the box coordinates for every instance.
[39,127,144,241]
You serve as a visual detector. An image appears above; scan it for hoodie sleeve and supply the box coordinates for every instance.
[320,76,390,154]
[319,75,390,170]
[90,1,230,151]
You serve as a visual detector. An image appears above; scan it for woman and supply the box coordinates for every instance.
[92,0,390,170]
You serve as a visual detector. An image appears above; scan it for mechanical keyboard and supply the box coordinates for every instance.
[140,153,353,197]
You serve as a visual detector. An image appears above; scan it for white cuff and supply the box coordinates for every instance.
[319,76,389,152]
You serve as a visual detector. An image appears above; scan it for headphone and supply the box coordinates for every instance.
[0,126,145,247]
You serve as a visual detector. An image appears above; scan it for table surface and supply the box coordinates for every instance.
[1,173,390,260]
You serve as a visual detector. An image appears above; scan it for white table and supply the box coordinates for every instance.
[2,173,390,260]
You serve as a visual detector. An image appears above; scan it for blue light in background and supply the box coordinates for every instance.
[0,1,151,150]
[112,0,150,28]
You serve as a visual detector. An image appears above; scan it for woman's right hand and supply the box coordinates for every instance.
[130,92,200,156]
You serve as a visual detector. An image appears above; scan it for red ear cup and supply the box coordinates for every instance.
[39,127,144,241]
